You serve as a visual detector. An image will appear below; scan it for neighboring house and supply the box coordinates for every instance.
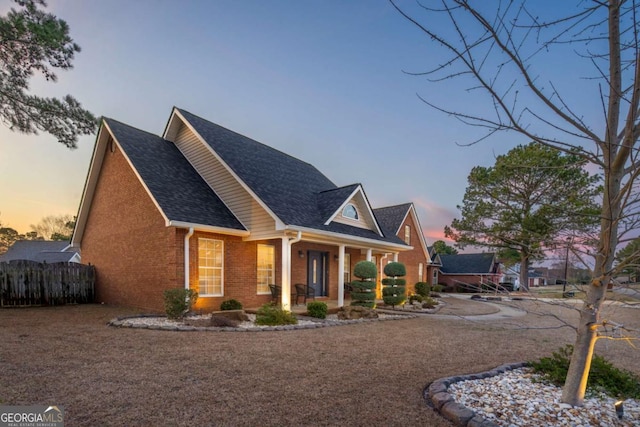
[438,253,501,290]
[527,270,548,287]
[499,264,520,291]
[427,246,443,286]
[0,240,80,263]
[72,107,432,312]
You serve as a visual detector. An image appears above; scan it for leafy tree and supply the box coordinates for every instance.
[390,0,640,405]
[432,240,458,255]
[444,143,600,290]
[0,0,96,147]
[0,226,20,255]
[30,214,74,241]
[615,238,640,283]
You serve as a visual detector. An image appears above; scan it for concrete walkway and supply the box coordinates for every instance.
[429,294,528,321]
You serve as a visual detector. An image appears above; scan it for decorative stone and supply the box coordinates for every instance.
[440,401,475,425]
[337,306,379,320]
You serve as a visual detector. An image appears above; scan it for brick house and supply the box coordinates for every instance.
[72,107,432,312]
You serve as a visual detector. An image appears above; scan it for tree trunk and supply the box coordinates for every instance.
[519,255,529,291]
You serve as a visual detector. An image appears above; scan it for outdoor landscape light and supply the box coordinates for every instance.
[298,250,304,258]
[615,400,624,419]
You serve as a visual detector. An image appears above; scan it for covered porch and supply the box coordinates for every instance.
[248,228,411,311]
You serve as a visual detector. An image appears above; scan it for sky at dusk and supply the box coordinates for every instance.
[0,0,599,246]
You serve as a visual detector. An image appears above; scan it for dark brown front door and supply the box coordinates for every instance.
[307,251,327,297]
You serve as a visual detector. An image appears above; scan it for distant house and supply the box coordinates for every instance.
[427,246,443,286]
[438,253,501,291]
[0,240,80,263]
[72,107,433,312]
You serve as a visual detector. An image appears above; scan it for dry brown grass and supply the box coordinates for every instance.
[0,298,638,427]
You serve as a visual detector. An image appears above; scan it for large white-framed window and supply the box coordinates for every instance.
[257,244,275,294]
[198,238,224,296]
[343,253,351,284]
[404,225,411,245]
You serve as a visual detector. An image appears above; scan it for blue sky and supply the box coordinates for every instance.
[0,0,588,244]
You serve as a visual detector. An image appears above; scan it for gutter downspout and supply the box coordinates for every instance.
[281,231,302,311]
[184,227,194,290]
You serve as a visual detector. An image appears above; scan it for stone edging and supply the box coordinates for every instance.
[108,312,418,332]
[423,362,528,427]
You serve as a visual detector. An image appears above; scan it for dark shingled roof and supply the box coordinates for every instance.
[177,109,407,246]
[374,203,412,237]
[105,118,245,231]
[440,253,497,274]
[0,241,77,262]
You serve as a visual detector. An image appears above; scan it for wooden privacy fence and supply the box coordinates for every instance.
[0,260,95,307]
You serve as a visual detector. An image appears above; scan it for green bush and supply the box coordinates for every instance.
[422,297,437,309]
[353,261,377,280]
[382,262,406,307]
[306,301,328,319]
[432,284,444,293]
[409,294,423,303]
[350,261,377,308]
[255,304,298,326]
[415,282,431,297]
[220,299,243,311]
[383,262,406,277]
[529,345,640,399]
[163,288,198,320]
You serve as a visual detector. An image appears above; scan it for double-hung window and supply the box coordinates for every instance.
[198,238,223,296]
[257,244,275,294]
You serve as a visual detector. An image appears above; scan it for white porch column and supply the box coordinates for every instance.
[337,245,345,307]
[366,248,372,261]
[393,253,399,262]
[280,231,301,311]
[280,238,292,311]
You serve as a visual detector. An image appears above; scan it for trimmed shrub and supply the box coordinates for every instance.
[529,345,640,399]
[220,299,243,311]
[409,294,423,304]
[163,288,198,320]
[307,301,328,319]
[422,297,437,309]
[432,284,444,293]
[350,261,377,308]
[384,262,406,277]
[415,282,431,297]
[382,262,407,307]
[255,304,298,326]
[354,260,377,280]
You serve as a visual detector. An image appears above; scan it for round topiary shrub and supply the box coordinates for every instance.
[354,261,377,280]
[383,262,406,277]
[382,262,406,308]
[350,260,377,308]
[220,299,243,311]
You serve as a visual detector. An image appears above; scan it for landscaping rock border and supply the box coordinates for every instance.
[423,362,528,427]
[108,312,418,332]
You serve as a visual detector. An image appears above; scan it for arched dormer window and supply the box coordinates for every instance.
[342,204,358,220]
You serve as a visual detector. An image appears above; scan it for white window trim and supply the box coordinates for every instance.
[257,244,275,295]
[198,238,224,297]
[404,225,411,245]
[342,203,359,220]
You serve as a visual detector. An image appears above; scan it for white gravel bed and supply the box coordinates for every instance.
[448,368,639,426]
[117,312,409,330]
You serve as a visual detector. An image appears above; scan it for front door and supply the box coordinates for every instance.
[307,251,327,297]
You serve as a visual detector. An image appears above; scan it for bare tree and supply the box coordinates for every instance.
[390,0,640,406]
[30,214,74,241]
